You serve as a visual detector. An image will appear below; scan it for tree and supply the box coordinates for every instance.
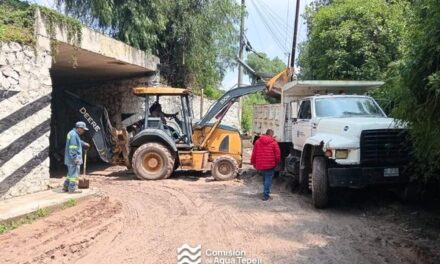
[245,52,286,83]
[389,0,440,180]
[298,0,406,80]
[56,0,241,92]
[241,52,286,132]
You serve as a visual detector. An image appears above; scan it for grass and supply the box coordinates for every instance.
[63,198,77,208]
[0,208,50,234]
[0,198,78,234]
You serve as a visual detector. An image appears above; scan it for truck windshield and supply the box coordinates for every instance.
[315,97,385,118]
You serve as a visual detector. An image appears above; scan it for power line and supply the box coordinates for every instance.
[257,0,294,34]
[285,0,291,49]
[249,0,288,53]
[255,0,291,42]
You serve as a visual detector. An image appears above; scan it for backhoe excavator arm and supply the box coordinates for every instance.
[196,83,266,128]
[196,67,292,149]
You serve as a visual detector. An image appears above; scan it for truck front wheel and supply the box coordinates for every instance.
[312,156,329,209]
[132,143,174,180]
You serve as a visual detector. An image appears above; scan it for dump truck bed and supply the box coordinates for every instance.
[252,103,285,140]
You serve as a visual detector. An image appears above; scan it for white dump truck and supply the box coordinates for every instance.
[252,80,411,208]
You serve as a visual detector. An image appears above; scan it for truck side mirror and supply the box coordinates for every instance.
[291,101,298,120]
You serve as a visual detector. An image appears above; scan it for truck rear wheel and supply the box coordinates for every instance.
[212,156,238,181]
[312,156,329,209]
[132,143,174,180]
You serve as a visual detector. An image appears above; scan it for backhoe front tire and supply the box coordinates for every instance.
[212,156,238,181]
[132,143,174,180]
[312,156,329,209]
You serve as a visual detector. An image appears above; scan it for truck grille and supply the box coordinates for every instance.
[360,129,411,166]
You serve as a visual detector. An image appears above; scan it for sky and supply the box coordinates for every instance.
[31,0,312,90]
[222,0,311,90]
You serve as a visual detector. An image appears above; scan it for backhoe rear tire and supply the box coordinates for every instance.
[132,143,174,180]
[312,156,329,209]
[212,156,238,181]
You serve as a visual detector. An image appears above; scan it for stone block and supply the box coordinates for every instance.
[1,42,10,53]
[8,42,22,52]
[15,51,24,62]
[9,84,21,92]
[23,62,32,73]
[5,53,16,65]
[0,53,6,65]
[6,77,18,86]
[23,47,35,58]
[0,73,10,89]
[3,68,19,80]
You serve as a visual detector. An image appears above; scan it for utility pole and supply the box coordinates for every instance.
[200,88,204,119]
[290,0,301,70]
[237,0,245,128]
[285,52,291,67]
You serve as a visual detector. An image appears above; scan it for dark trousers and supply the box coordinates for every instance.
[262,169,274,198]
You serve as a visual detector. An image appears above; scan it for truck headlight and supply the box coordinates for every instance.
[335,149,349,159]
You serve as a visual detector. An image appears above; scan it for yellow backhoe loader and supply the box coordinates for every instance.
[65,68,291,180]
[121,68,291,180]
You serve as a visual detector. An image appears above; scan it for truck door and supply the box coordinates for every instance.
[293,100,312,150]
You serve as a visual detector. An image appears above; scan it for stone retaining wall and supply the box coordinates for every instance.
[0,42,52,200]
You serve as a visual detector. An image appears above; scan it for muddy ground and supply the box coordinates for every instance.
[0,150,439,264]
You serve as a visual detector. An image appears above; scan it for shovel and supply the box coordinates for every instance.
[78,149,90,189]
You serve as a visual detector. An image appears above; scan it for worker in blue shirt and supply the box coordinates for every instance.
[63,121,90,193]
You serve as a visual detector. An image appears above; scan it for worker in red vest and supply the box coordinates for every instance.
[251,129,281,201]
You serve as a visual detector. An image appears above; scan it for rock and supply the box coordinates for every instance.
[15,51,24,62]
[0,73,10,89]
[3,68,19,80]
[7,76,19,86]
[12,65,22,74]
[1,42,10,53]
[19,76,29,89]
[8,42,22,52]
[5,53,16,64]
[9,84,20,92]
[23,62,32,72]
[0,53,6,65]
[23,47,35,58]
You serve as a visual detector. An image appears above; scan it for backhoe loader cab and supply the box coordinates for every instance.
[129,86,242,181]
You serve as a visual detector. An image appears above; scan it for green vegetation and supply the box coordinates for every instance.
[0,208,50,234]
[0,0,35,45]
[63,198,77,208]
[388,0,440,179]
[246,53,286,82]
[0,0,82,65]
[298,0,440,182]
[298,0,406,81]
[56,0,240,95]
[38,5,82,63]
[241,52,286,132]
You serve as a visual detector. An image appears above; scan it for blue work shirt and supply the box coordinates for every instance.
[64,129,86,165]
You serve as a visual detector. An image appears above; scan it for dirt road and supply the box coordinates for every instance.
[0,154,439,263]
